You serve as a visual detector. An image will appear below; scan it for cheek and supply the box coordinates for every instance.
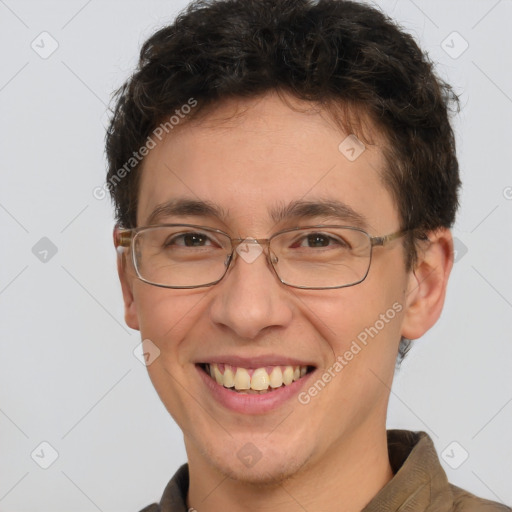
[132,286,213,427]
[298,266,406,367]
[132,285,209,362]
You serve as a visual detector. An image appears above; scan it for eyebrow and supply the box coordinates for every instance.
[145,199,228,226]
[269,199,368,229]
[144,198,368,229]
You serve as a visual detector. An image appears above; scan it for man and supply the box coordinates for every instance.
[106,0,511,510]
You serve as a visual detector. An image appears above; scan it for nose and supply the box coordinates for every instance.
[209,245,294,340]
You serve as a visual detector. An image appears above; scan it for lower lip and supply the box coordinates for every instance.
[196,365,315,414]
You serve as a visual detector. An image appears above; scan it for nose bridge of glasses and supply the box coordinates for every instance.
[230,237,270,247]
[229,237,277,266]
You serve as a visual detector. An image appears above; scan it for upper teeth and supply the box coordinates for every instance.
[207,363,308,391]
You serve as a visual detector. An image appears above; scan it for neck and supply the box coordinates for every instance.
[186,425,393,512]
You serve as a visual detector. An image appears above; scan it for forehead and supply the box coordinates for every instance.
[136,92,398,234]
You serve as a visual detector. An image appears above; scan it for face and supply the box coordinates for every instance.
[117,93,440,484]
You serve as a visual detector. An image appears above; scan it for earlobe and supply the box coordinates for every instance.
[400,229,454,340]
[114,227,140,331]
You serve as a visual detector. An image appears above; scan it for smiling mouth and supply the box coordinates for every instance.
[199,363,315,394]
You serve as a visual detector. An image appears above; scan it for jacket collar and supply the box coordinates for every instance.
[362,430,453,511]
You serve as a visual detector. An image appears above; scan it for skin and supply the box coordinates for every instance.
[115,92,453,512]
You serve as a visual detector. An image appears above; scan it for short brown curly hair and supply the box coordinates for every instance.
[105,0,461,362]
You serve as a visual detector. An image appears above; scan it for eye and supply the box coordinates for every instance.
[165,232,216,248]
[303,233,331,248]
[291,232,349,249]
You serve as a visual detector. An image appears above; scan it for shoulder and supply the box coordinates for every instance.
[137,504,160,512]
[450,484,512,511]
[135,464,190,512]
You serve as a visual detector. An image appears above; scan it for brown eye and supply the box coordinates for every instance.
[305,234,330,247]
[165,232,215,248]
[182,233,209,246]
[290,232,349,249]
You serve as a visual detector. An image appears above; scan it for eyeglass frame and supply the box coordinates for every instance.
[115,223,408,290]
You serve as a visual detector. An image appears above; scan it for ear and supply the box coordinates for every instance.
[113,226,140,331]
[401,228,454,340]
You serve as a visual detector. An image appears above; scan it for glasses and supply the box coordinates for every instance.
[115,224,407,290]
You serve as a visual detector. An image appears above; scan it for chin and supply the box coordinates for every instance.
[200,438,312,487]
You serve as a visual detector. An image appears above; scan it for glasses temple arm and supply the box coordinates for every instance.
[371,229,409,247]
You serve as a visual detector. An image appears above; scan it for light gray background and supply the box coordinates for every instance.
[1,0,511,510]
